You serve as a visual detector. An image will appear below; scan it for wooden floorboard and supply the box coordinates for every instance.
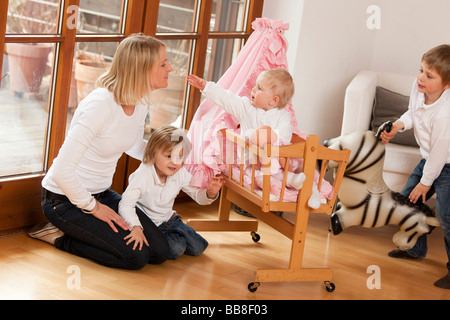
[0,201,449,300]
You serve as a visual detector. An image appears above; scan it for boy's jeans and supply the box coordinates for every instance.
[158,214,208,260]
[401,159,450,273]
[42,189,169,270]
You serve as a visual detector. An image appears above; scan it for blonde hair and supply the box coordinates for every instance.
[96,34,165,105]
[143,126,191,165]
[422,44,450,85]
[258,68,295,108]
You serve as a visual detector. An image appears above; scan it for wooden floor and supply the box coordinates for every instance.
[1,200,449,300]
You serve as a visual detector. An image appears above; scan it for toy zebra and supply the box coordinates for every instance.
[324,127,439,250]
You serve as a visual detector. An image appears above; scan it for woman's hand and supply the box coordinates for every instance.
[124,226,149,251]
[92,203,130,233]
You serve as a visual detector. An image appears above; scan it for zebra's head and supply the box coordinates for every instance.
[391,192,440,250]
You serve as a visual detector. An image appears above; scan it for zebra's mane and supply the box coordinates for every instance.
[391,191,435,217]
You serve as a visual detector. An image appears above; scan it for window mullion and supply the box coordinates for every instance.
[125,0,148,35]
[142,0,160,35]
[0,1,8,78]
[46,0,80,168]
[185,0,213,130]
[246,0,264,33]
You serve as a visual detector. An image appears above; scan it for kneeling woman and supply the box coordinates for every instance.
[29,34,172,269]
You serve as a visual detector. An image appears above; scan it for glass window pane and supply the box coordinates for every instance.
[77,0,124,34]
[148,39,192,132]
[204,38,242,82]
[67,41,116,131]
[0,42,56,177]
[210,0,247,32]
[157,0,197,33]
[7,0,59,34]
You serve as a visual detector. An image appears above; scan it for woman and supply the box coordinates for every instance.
[29,34,172,270]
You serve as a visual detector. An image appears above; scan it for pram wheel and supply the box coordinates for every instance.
[248,282,260,292]
[324,281,336,292]
[250,231,260,242]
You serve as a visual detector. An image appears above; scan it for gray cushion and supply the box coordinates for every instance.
[370,86,418,147]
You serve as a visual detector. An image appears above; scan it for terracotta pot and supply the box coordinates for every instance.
[5,43,52,93]
[74,60,111,103]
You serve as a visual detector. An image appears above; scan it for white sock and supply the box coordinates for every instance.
[308,182,321,209]
[286,172,306,190]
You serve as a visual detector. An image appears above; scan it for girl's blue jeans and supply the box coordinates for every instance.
[157,214,208,260]
[401,159,450,273]
[42,189,169,270]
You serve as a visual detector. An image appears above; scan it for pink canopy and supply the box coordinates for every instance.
[185,18,307,188]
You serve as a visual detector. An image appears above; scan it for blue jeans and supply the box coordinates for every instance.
[402,159,450,273]
[42,189,169,270]
[157,214,208,260]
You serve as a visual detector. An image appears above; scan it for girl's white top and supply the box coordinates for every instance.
[42,88,148,210]
[119,163,217,227]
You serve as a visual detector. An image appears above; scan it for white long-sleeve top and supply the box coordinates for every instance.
[398,80,450,186]
[119,164,217,227]
[42,88,148,210]
[202,81,293,145]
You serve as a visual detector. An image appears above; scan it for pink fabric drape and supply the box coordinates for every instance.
[185,18,306,188]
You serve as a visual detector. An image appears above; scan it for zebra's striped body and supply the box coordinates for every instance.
[325,130,439,250]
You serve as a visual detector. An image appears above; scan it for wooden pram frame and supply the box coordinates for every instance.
[187,129,350,292]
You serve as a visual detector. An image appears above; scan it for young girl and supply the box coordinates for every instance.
[119,126,224,259]
[29,34,172,270]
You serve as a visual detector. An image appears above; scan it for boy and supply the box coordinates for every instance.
[380,44,450,289]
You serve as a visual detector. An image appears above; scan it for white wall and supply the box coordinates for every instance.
[370,0,450,75]
[263,0,450,140]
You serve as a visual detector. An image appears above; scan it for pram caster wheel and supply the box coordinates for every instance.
[250,231,260,242]
[248,282,260,292]
[324,281,335,292]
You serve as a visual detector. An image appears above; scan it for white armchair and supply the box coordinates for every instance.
[341,70,421,192]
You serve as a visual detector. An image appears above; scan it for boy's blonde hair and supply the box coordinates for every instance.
[422,44,450,85]
[96,34,165,105]
[143,126,191,165]
[258,68,295,108]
